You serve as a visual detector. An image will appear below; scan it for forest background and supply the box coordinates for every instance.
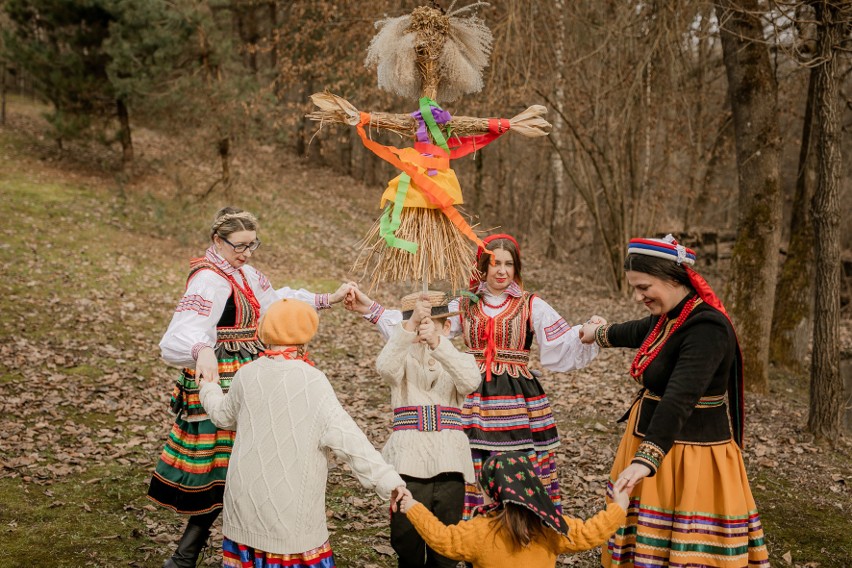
[0,0,850,566]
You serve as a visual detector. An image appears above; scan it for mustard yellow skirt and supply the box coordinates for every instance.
[602,404,770,567]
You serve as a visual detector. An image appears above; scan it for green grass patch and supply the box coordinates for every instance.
[0,464,160,568]
[753,473,852,564]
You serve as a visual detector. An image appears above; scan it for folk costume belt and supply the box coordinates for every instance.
[642,390,726,408]
[392,405,463,432]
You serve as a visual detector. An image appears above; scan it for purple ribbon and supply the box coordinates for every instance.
[411,106,453,176]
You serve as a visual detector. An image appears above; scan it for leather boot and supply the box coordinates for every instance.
[163,522,210,568]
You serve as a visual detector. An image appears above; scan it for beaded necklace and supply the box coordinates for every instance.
[629,295,700,380]
[481,294,511,310]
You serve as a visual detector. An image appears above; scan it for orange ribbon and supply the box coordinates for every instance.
[357,113,485,250]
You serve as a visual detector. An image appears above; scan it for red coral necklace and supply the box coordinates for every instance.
[630,296,700,380]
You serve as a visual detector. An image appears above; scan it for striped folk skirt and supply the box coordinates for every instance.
[147,345,258,514]
[461,370,562,519]
[602,404,770,567]
[223,538,335,568]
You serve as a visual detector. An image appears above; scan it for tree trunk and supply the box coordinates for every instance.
[808,0,844,445]
[770,67,818,372]
[116,97,133,166]
[218,136,231,183]
[715,0,783,393]
[546,0,567,259]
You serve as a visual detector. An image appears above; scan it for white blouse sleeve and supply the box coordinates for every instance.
[159,270,231,368]
[532,296,599,372]
[361,303,402,341]
[275,285,330,310]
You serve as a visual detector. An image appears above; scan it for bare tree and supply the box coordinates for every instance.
[770,63,818,373]
[715,0,784,393]
[808,0,849,444]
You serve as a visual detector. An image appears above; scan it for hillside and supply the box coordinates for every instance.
[0,97,849,567]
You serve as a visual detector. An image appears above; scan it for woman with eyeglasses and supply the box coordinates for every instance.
[147,206,351,568]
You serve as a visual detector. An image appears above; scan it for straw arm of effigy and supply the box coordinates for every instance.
[307,92,551,139]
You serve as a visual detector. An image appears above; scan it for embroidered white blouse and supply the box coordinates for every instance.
[159,247,327,368]
[365,281,599,373]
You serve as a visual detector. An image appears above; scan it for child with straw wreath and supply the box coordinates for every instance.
[394,451,628,567]
[376,291,482,567]
[198,299,406,568]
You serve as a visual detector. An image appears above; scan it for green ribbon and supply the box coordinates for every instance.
[379,173,418,254]
[419,96,450,154]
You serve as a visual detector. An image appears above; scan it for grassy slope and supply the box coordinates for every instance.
[0,97,850,567]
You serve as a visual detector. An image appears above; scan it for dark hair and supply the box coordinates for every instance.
[476,238,522,287]
[490,503,548,551]
[624,253,692,288]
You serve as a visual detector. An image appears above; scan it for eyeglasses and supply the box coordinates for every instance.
[220,236,261,254]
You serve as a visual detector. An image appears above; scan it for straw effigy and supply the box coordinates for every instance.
[307,4,551,290]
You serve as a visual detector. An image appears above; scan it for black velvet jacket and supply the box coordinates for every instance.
[603,294,740,474]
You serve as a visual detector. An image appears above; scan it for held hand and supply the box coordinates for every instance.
[589,315,607,326]
[578,322,600,344]
[398,489,418,514]
[614,463,651,493]
[390,486,411,513]
[417,317,441,349]
[611,484,630,513]
[344,285,373,315]
[329,282,355,305]
[195,347,219,385]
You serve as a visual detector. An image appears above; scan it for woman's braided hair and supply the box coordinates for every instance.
[210,207,259,241]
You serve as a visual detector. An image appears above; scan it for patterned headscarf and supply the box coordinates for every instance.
[476,451,568,536]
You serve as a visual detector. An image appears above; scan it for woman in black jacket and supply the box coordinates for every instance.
[580,235,769,568]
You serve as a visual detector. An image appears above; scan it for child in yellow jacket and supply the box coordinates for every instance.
[395,451,628,568]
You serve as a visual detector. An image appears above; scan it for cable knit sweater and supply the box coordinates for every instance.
[199,357,404,554]
[376,326,482,483]
[407,502,626,567]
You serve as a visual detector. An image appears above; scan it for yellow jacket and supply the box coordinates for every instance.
[406,502,626,568]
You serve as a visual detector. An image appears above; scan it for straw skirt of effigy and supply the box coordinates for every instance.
[602,404,770,567]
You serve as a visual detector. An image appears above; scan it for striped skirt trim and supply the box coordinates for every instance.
[601,404,770,567]
[461,372,560,451]
[222,538,335,567]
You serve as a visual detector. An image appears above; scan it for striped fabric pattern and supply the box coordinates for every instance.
[176,293,213,317]
[543,317,571,342]
[605,493,769,567]
[392,405,463,431]
[601,405,770,567]
[223,537,335,568]
[463,392,558,448]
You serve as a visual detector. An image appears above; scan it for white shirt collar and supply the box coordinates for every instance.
[475,280,522,298]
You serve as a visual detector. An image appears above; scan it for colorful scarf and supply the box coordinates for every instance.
[476,451,568,536]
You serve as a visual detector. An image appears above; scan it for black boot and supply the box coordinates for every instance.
[163,522,210,568]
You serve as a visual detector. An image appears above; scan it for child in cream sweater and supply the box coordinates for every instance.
[199,299,405,567]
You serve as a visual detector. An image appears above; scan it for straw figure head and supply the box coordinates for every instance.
[365,3,493,102]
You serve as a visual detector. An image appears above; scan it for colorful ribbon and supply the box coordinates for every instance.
[379,173,418,253]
